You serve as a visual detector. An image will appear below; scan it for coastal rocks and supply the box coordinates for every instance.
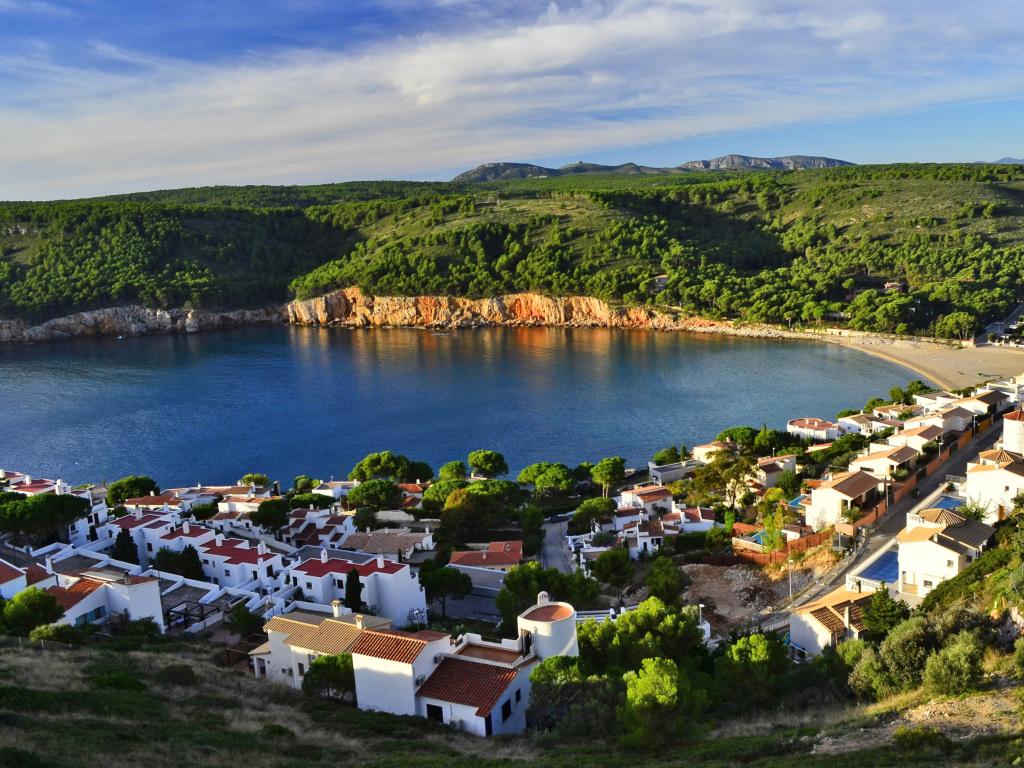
[282,287,803,338]
[0,305,279,344]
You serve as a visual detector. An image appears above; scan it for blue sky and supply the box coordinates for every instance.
[3,0,1024,199]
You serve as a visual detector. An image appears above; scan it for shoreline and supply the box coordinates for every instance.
[5,289,1024,390]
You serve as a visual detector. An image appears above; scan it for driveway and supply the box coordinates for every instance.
[540,518,573,573]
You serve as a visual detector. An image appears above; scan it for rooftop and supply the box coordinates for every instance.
[415,657,519,716]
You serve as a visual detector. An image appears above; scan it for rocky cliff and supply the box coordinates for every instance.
[0,288,815,343]
[0,305,279,343]
[282,287,804,338]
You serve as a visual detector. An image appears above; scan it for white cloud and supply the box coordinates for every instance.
[2,0,1024,198]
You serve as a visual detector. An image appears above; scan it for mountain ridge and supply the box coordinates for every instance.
[452,154,853,182]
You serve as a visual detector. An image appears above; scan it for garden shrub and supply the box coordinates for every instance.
[923,631,984,695]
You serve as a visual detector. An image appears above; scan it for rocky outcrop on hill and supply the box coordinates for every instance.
[0,305,279,343]
[282,287,805,338]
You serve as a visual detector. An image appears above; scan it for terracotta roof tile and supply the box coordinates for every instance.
[415,657,519,716]
[350,629,430,663]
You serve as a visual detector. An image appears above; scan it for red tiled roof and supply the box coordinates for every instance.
[350,629,429,663]
[449,541,522,568]
[25,564,51,586]
[0,558,24,583]
[292,556,404,577]
[161,525,216,541]
[415,658,519,716]
[200,538,277,565]
[124,495,179,507]
[109,513,166,530]
[47,578,103,610]
[521,603,572,621]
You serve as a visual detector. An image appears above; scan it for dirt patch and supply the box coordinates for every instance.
[681,564,778,630]
[812,682,1023,755]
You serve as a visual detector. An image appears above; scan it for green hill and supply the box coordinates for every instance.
[3,164,1024,337]
[1,636,1020,768]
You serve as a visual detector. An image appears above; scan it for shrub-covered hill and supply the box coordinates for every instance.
[1,637,1022,768]
[3,163,1024,337]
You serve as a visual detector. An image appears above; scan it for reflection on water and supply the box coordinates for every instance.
[0,325,915,486]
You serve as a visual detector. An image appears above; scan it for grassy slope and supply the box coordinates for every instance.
[1,638,1021,768]
[2,165,1024,333]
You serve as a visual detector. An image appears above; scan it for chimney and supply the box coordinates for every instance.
[843,605,851,630]
[376,555,384,569]
[44,557,54,574]
[25,475,31,484]
[56,479,64,495]
[123,571,131,585]
[133,508,142,519]
[257,541,267,556]
[183,522,190,535]
[331,599,342,618]
[215,533,224,546]
[320,549,328,563]
[308,504,313,511]
[537,590,550,605]
[355,614,364,630]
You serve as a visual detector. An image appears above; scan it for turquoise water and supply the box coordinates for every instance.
[0,325,916,486]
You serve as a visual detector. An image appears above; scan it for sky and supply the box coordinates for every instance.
[3,0,1024,199]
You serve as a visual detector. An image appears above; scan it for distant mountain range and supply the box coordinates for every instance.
[452,154,854,182]
[994,157,1024,164]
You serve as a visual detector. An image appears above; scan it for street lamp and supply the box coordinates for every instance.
[787,559,794,600]
[698,602,705,625]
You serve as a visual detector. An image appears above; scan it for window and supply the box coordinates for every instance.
[923,579,933,588]
[306,582,313,591]
[297,663,305,676]
[946,560,954,568]
[501,699,512,721]
[426,704,443,722]
[146,543,153,552]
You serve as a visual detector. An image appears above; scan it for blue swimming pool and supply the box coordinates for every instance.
[858,550,899,584]
[750,531,766,545]
[932,495,965,511]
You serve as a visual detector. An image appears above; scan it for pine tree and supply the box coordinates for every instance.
[863,585,909,640]
[344,569,363,612]
[111,528,139,564]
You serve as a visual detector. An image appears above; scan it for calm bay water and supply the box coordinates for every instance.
[0,326,916,487]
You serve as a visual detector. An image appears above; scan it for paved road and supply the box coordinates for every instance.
[978,301,1024,344]
[760,420,1002,626]
[541,519,572,573]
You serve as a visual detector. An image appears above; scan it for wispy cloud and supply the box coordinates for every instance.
[0,0,71,16]
[2,0,1024,198]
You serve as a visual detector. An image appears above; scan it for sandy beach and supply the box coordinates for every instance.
[826,338,1024,390]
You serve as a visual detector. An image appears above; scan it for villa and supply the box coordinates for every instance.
[896,508,994,597]
[449,541,523,571]
[351,591,578,736]
[786,417,843,442]
[803,471,882,531]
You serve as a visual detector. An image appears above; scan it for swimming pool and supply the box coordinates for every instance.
[857,550,899,585]
[932,495,965,511]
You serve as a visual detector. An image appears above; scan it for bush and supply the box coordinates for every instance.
[27,623,86,645]
[260,723,296,740]
[1014,638,1024,679]
[878,616,934,691]
[924,631,984,695]
[892,725,952,755]
[154,664,198,687]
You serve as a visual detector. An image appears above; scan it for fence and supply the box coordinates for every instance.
[730,527,834,566]
[0,634,77,652]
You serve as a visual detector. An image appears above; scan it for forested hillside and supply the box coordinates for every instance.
[3,164,1024,338]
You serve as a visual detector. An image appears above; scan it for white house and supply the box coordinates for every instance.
[312,480,357,500]
[848,445,918,481]
[251,603,391,688]
[961,460,1024,524]
[617,485,674,515]
[804,471,882,531]
[351,591,578,736]
[790,585,872,657]
[887,424,945,453]
[756,454,797,487]
[46,568,165,631]
[691,440,736,464]
[787,417,843,442]
[837,413,878,435]
[648,459,701,485]
[0,559,27,599]
[342,528,435,562]
[896,508,994,597]
[285,550,426,625]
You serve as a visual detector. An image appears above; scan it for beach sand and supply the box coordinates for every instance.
[829,339,1024,390]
